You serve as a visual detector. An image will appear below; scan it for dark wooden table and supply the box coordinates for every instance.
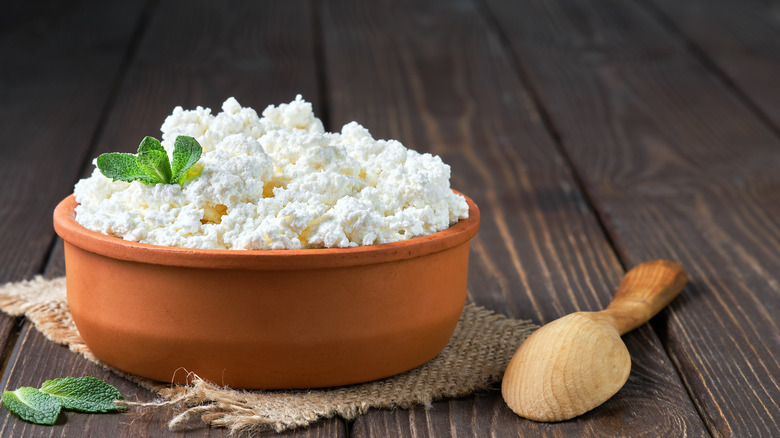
[2,0,779,436]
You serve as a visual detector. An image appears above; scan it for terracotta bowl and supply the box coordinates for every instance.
[52,193,480,389]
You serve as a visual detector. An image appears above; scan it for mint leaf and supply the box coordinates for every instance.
[2,387,61,425]
[40,377,124,413]
[95,135,202,186]
[1,377,125,425]
[136,149,172,184]
[171,135,202,185]
[97,153,160,185]
[137,136,166,155]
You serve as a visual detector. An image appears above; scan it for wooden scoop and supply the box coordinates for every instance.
[501,260,687,422]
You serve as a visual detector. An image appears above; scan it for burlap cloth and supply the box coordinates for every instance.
[0,276,535,434]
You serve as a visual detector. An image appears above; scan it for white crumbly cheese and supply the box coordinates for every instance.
[73,96,469,250]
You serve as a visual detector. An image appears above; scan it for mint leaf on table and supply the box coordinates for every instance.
[1,387,61,425]
[97,135,202,186]
[1,377,124,425]
[40,377,124,413]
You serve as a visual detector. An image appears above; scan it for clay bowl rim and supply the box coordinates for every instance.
[53,191,480,271]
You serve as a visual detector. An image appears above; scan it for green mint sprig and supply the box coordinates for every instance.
[97,135,202,186]
[1,377,124,425]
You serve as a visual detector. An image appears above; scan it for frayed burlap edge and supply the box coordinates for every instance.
[0,276,536,434]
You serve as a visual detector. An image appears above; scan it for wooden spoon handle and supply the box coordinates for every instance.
[602,260,687,335]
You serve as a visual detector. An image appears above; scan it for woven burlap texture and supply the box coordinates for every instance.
[0,276,535,434]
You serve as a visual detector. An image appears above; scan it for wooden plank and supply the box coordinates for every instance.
[0,0,147,420]
[0,323,223,438]
[0,0,149,432]
[648,0,780,129]
[483,0,780,436]
[1,0,343,436]
[319,0,708,436]
[89,0,321,156]
[0,322,345,437]
[0,0,145,281]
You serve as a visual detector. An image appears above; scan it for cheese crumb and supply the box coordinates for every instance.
[73,96,469,249]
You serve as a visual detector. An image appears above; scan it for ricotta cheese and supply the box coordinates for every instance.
[73,96,469,250]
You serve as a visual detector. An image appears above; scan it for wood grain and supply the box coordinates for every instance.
[0,0,147,413]
[0,0,145,281]
[1,0,342,436]
[3,0,777,436]
[0,323,345,438]
[483,0,780,435]
[319,0,707,436]
[0,324,224,438]
[648,0,780,130]
[502,261,687,422]
[603,260,687,334]
[90,0,321,157]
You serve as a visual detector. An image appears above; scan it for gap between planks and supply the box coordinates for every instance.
[0,0,159,391]
[473,0,775,435]
[638,0,780,142]
[473,0,631,274]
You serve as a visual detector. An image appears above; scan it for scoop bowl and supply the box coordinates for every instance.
[501,260,687,421]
